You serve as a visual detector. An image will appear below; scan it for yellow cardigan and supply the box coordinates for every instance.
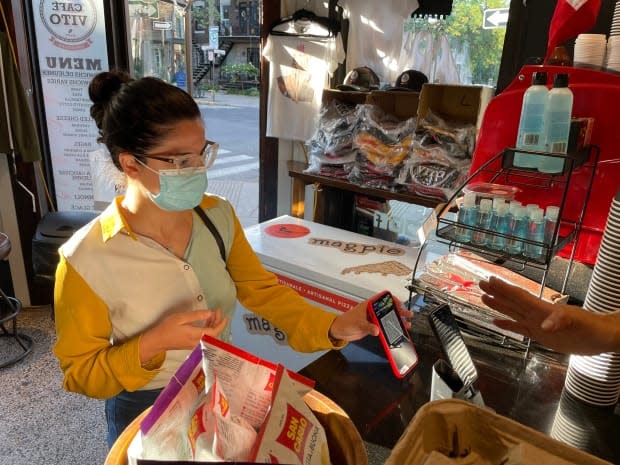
[54,195,342,399]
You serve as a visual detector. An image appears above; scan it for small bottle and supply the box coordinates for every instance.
[455,192,478,243]
[492,197,506,214]
[490,202,511,250]
[472,198,492,246]
[505,206,528,255]
[514,71,548,168]
[487,198,505,245]
[544,205,561,246]
[524,207,545,260]
[539,73,573,174]
[525,203,539,217]
[509,200,522,217]
[508,200,522,220]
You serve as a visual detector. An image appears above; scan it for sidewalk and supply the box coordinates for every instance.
[195,91,259,108]
[196,91,260,227]
[208,179,259,228]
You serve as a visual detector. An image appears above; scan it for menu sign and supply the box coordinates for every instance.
[32,0,109,211]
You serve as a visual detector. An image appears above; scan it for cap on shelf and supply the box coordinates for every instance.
[336,67,380,92]
[388,69,428,92]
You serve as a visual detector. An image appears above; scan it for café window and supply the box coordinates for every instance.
[404,0,510,86]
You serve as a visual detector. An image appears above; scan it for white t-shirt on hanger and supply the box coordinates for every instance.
[263,32,345,141]
[399,29,434,79]
[339,0,419,84]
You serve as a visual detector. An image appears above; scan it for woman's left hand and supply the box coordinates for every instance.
[328,297,414,343]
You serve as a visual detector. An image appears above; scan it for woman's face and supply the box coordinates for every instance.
[136,117,207,195]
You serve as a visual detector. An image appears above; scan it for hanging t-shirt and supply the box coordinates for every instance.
[263,30,345,141]
[399,29,434,79]
[339,0,419,84]
[399,30,461,84]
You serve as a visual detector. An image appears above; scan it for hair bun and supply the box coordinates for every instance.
[88,70,131,105]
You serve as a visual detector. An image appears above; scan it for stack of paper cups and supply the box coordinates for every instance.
[550,389,593,450]
[574,34,607,69]
[565,188,620,406]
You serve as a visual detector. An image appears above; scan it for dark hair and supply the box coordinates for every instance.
[89,71,201,170]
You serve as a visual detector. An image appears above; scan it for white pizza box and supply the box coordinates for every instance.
[231,215,422,371]
[242,215,422,303]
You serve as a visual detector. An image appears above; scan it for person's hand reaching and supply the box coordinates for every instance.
[480,276,620,355]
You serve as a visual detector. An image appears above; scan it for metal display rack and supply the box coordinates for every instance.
[407,145,600,355]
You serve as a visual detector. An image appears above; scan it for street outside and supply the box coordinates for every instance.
[196,91,260,227]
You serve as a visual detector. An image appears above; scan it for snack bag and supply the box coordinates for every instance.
[200,335,315,431]
[189,377,257,461]
[128,347,206,464]
[251,366,330,465]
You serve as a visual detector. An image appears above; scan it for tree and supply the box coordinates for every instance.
[444,0,507,85]
[192,0,220,30]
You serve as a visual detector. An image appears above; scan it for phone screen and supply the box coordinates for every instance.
[370,291,418,377]
[372,293,407,348]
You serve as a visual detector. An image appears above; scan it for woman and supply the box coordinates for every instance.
[53,71,405,447]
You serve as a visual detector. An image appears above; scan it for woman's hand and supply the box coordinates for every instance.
[139,309,228,364]
[328,296,414,343]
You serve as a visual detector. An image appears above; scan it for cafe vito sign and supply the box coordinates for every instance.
[33,0,109,211]
[39,1,98,50]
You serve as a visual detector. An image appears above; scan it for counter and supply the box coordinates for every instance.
[300,297,620,464]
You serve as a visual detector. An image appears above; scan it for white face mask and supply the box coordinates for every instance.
[137,160,208,211]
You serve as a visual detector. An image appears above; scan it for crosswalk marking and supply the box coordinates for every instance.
[212,154,253,165]
[208,162,259,179]
[208,146,258,179]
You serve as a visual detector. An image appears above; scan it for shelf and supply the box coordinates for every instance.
[287,161,444,209]
[435,217,577,268]
[406,145,599,345]
[500,146,592,175]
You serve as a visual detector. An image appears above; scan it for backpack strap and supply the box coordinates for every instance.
[193,206,226,262]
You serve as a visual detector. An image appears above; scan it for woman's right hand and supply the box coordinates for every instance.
[139,309,228,365]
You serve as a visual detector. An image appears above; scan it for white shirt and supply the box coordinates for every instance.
[263,30,345,141]
[339,0,419,84]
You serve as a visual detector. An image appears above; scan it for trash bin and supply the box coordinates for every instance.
[31,211,98,306]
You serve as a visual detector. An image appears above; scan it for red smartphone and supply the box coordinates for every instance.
[367,290,419,379]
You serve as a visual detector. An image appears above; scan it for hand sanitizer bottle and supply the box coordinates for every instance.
[544,205,561,246]
[514,71,548,168]
[525,207,545,260]
[539,73,573,174]
[505,206,528,255]
[490,202,511,250]
[455,192,478,243]
[472,198,492,246]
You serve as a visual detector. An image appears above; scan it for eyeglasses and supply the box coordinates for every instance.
[138,140,219,170]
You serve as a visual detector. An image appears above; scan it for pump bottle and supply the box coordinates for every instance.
[514,72,548,168]
[539,73,573,174]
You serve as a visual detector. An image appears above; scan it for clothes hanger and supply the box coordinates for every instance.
[270,5,340,38]
[412,0,453,19]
